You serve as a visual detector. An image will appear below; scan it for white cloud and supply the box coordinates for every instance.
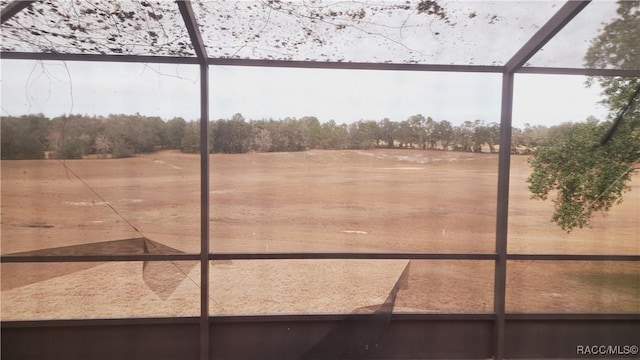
[513,74,607,128]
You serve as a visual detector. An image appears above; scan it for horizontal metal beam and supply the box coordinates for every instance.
[3,253,638,263]
[0,51,503,72]
[0,314,495,329]
[209,253,498,261]
[3,312,637,328]
[505,313,640,321]
[517,66,640,77]
[507,254,640,261]
[208,57,505,73]
[505,0,590,73]
[0,51,200,64]
[0,52,503,73]
[4,51,639,78]
[0,254,200,263]
[208,313,497,323]
[1,317,200,328]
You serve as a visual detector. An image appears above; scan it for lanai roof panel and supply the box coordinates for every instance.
[1,0,563,66]
[192,0,560,65]
[1,0,195,57]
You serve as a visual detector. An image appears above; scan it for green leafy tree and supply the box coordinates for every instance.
[407,114,427,149]
[454,120,477,152]
[319,120,348,149]
[511,123,550,154]
[434,119,454,150]
[48,114,100,159]
[378,118,397,148]
[253,126,273,152]
[527,120,638,231]
[181,121,200,153]
[527,1,640,231]
[0,115,48,159]
[424,116,437,149]
[300,116,322,150]
[396,120,415,148]
[474,121,500,153]
[165,117,187,149]
[280,117,306,152]
[267,117,304,152]
[56,138,85,159]
[211,114,253,153]
[348,120,378,149]
[511,127,525,154]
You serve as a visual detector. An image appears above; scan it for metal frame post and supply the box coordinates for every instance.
[199,63,210,360]
[494,71,514,360]
[175,1,211,358]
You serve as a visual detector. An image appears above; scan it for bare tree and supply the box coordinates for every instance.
[93,133,112,159]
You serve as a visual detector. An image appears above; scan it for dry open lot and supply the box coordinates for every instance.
[1,149,638,320]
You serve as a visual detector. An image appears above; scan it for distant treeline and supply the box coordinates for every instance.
[0,112,568,159]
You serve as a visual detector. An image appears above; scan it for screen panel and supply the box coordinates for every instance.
[1,261,200,320]
[1,0,194,57]
[194,1,559,66]
[209,68,502,254]
[1,61,202,255]
[507,260,640,313]
[508,74,639,255]
[208,260,494,315]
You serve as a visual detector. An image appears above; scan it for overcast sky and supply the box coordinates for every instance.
[1,59,608,129]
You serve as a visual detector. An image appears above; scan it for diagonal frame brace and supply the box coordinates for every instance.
[505,0,590,73]
[1,0,38,24]
[176,0,208,64]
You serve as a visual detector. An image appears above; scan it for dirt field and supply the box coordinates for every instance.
[1,149,638,319]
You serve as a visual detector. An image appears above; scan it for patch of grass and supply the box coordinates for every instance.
[570,271,640,298]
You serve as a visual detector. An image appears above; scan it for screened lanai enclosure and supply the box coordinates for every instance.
[1,0,639,359]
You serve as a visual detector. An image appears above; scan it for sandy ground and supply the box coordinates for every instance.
[1,149,638,319]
